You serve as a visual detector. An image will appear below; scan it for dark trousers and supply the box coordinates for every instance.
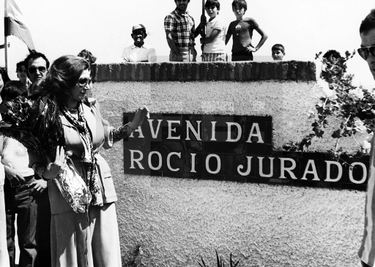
[5,178,38,267]
[35,189,51,267]
[231,51,253,61]
[5,177,51,267]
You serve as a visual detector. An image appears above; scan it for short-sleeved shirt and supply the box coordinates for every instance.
[227,18,259,54]
[121,45,157,63]
[203,16,226,54]
[164,9,195,51]
[1,137,34,177]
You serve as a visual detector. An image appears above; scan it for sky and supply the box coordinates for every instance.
[0,0,374,86]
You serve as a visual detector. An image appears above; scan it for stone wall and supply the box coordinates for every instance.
[95,61,316,82]
[92,61,365,267]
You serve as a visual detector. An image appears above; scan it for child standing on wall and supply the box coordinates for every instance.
[225,0,268,61]
[200,0,227,62]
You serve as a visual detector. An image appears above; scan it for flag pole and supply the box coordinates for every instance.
[4,36,8,72]
[200,0,205,53]
[4,0,8,71]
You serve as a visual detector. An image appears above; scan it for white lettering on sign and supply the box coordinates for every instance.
[237,156,253,176]
[167,120,181,140]
[206,154,221,174]
[129,150,144,169]
[149,151,162,170]
[279,158,297,180]
[125,115,368,188]
[210,121,217,141]
[258,157,274,178]
[246,123,264,143]
[324,161,342,182]
[301,159,320,181]
[127,150,368,185]
[148,119,163,138]
[135,119,266,143]
[226,122,242,142]
[186,121,202,141]
[167,152,181,172]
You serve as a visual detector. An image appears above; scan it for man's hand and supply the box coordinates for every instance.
[29,179,47,193]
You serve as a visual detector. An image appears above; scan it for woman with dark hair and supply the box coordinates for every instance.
[0,55,148,267]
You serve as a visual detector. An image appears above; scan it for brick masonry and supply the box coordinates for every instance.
[94,61,316,82]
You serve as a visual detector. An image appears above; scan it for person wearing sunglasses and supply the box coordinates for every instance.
[20,50,53,267]
[24,51,50,95]
[358,9,375,267]
[0,55,149,267]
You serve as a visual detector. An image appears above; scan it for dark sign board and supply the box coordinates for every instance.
[123,113,369,191]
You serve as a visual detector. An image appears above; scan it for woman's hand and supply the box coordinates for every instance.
[43,146,67,180]
[129,106,150,130]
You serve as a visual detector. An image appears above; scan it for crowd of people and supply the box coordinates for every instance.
[0,48,149,267]
[121,0,286,63]
[0,0,375,267]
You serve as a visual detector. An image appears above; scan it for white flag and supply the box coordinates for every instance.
[5,0,35,51]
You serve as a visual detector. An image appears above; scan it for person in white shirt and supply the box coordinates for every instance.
[121,24,157,63]
[200,0,227,62]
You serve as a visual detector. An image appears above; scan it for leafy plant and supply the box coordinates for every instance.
[198,250,239,267]
[283,49,375,160]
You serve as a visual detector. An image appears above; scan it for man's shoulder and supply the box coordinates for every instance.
[165,9,178,19]
[186,11,194,20]
[165,9,194,20]
[143,45,155,51]
[124,44,136,50]
[122,45,135,55]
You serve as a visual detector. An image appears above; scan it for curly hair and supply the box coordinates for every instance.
[40,55,90,104]
[77,49,97,83]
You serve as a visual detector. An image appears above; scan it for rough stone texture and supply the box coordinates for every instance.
[91,62,365,267]
[95,61,316,82]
